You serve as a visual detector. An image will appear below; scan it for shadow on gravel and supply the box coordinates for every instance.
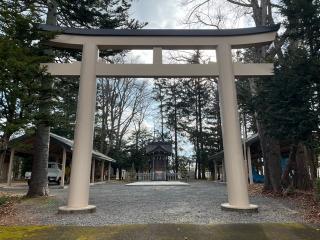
[0,223,319,240]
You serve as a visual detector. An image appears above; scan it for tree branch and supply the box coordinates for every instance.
[226,0,252,8]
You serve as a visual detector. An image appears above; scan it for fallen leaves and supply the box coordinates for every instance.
[0,192,23,225]
[248,184,320,224]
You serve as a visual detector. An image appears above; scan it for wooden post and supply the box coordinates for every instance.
[213,160,217,181]
[7,148,15,186]
[116,168,119,180]
[152,156,155,181]
[222,160,226,182]
[100,160,105,182]
[60,146,67,187]
[108,161,111,181]
[91,159,95,183]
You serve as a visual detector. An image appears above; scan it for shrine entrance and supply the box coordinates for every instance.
[41,24,279,213]
[146,141,172,181]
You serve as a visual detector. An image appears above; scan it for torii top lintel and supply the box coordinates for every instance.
[40,24,280,50]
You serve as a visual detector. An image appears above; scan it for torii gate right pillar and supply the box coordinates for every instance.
[217,43,258,212]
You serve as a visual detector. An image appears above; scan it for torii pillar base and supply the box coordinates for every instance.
[221,203,258,213]
[58,205,96,214]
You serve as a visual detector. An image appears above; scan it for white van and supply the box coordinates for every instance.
[25,162,62,185]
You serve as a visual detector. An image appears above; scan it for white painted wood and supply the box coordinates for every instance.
[153,47,162,64]
[217,43,256,210]
[66,43,98,209]
[42,62,273,78]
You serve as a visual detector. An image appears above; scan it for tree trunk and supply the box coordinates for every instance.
[27,124,50,197]
[0,135,10,179]
[295,143,313,190]
[27,0,57,197]
[0,151,5,180]
[304,145,317,181]
[281,142,313,191]
[281,143,297,188]
[194,155,198,179]
[267,136,282,192]
[256,120,282,192]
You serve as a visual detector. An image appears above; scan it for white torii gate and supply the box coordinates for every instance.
[41,24,279,213]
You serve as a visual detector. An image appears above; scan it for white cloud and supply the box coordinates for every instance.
[130,0,185,29]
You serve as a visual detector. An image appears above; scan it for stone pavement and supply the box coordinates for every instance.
[1,181,305,226]
[126,181,190,186]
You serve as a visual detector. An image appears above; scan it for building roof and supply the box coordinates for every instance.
[9,133,116,163]
[39,24,280,37]
[50,133,116,162]
[209,133,260,163]
[146,141,172,154]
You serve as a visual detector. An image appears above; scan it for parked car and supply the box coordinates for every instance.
[25,162,62,185]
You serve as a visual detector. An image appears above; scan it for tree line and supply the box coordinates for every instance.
[0,0,319,198]
[182,0,320,192]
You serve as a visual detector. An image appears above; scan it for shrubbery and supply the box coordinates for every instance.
[0,196,8,206]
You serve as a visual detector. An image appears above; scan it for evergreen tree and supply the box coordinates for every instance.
[0,0,144,195]
[0,1,53,187]
[258,48,318,190]
[255,0,320,190]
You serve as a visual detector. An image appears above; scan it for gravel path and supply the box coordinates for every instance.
[2,181,303,226]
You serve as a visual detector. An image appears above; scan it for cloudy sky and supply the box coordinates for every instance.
[127,0,187,64]
[130,0,185,29]
[129,0,254,30]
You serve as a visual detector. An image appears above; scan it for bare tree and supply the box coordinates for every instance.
[95,74,152,155]
[181,0,285,191]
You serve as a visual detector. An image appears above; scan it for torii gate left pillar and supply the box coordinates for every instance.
[40,24,279,214]
[58,43,98,213]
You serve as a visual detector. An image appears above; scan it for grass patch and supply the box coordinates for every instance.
[0,196,9,206]
[0,226,51,240]
[0,224,319,240]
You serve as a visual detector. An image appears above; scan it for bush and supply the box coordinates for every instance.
[0,196,8,206]
[315,178,320,202]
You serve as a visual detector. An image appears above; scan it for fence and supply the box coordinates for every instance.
[135,172,181,181]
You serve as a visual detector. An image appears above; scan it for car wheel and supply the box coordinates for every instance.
[57,178,61,185]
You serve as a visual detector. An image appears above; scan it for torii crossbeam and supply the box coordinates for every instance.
[40,24,280,214]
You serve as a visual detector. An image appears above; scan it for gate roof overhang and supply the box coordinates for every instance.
[39,24,280,50]
[40,24,279,78]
